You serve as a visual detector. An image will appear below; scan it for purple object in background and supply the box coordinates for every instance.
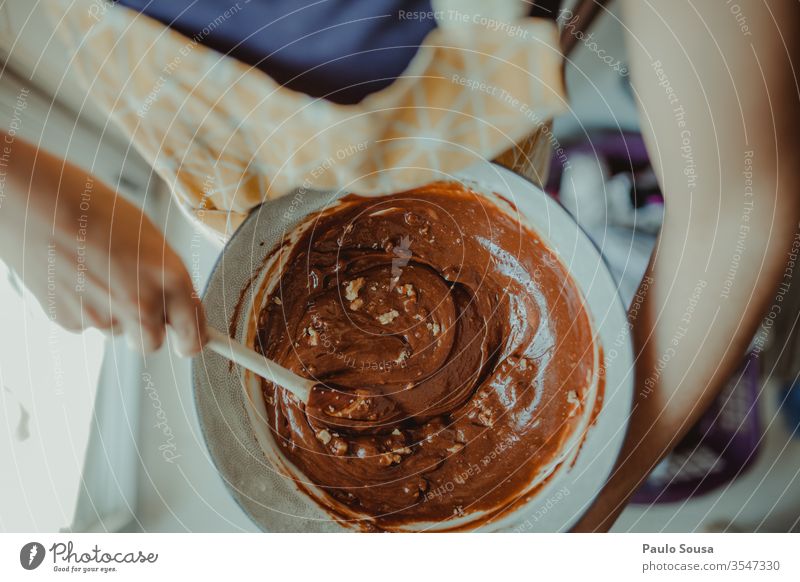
[632,352,762,504]
[115,0,436,104]
[546,131,660,205]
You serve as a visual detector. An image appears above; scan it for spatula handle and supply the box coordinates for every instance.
[205,327,313,403]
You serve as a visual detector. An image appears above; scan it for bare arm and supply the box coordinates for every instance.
[0,132,207,355]
[575,0,800,531]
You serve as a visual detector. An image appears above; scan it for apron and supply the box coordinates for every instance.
[45,0,580,238]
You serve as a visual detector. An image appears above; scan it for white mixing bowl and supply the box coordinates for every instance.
[193,161,634,532]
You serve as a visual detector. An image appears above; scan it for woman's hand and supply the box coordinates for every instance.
[0,132,207,355]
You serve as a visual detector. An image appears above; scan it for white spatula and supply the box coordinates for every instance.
[205,327,314,403]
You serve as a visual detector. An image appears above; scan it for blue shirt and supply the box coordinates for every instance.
[116,0,436,104]
[116,1,559,103]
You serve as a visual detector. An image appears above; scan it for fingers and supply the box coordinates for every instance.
[165,273,208,357]
[136,314,168,353]
[60,287,202,353]
[77,290,121,333]
[56,293,89,333]
[118,309,166,353]
[56,242,206,355]
[82,304,121,333]
[110,284,167,353]
[118,266,206,356]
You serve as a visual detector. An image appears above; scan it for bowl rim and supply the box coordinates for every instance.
[192,161,635,532]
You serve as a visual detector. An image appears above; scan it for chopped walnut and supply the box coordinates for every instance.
[447,443,464,454]
[272,296,282,305]
[331,439,348,456]
[324,392,378,421]
[344,277,365,301]
[391,428,402,436]
[306,327,319,346]
[336,224,354,247]
[379,452,403,466]
[426,322,441,336]
[567,390,581,416]
[477,411,494,427]
[349,297,364,311]
[377,309,400,325]
[396,283,416,298]
[315,429,332,445]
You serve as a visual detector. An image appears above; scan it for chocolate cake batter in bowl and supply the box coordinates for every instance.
[193,163,633,532]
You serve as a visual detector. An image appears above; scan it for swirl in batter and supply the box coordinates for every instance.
[255,182,597,529]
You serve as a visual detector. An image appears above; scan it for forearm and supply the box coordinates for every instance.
[578,189,798,531]
[0,131,37,240]
[0,129,207,354]
[1,132,74,245]
[0,131,110,265]
[575,0,800,530]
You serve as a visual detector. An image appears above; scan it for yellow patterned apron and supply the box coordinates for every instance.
[46,0,566,238]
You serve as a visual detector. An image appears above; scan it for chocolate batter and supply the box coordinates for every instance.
[255,182,597,529]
